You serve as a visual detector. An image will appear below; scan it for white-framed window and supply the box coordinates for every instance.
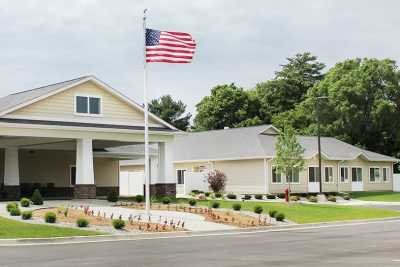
[308,166,320,182]
[272,166,283,184]
[176,169,186,184]
[75,95,102,115]
[70,165,76,186]
[383,167,390,182]
[369,167,380,183]
[286,168,300,184]
[352,167,363,182]
[340,167,349,183]
[324,166,334,183]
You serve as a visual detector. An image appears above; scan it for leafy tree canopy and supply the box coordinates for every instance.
[149,95,191,131]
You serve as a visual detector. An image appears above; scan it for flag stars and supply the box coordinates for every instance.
[146,29,160,46]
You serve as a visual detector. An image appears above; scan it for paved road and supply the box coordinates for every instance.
[1,220,400,267]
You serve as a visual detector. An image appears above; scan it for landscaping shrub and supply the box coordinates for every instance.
[112,219,125,229]
[243,194,252,200]
[266,194,276,200]
[211,202,220,209]
[76,218,89,227]
[45,212,57,223]
[207,170,227,193]
[290,195,299,202]
[188,199,197,206]
[205,192,211,197]
[215,192,222,198]
[308,196,318,203]
[226,194,237,200]
[328,195,337,202]
[276,213,285,221]
[343,195,351,200]
[276,193,285,199]
[20,198,30,207]
[21,211,32,220]
[162,196,172,205]
[31,189,43,205]
[6,202,18,212]
[107,191,119,202]
[9,207,21,216]
[254,194,263,200]
[269,210,277,218]
[232,203,241,211]
[254,206,263,214]
[191,190,204,195]
[135,195,144,203]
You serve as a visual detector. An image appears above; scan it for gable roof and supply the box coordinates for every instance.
[0,76,177,131]
[173,125,399,162]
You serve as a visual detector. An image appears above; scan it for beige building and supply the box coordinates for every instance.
[0,76,177,200]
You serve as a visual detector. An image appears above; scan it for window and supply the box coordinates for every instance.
[272,166,282,183]
[177,170,185,184]
[369,167,380,183]
[286,168,299,183]
[308,167,320,182]
[383,167,390,182]
[340,167,349,183]
[70,166,76,185]
[75,96,101,115]
[324,167,334,183]
[352,167,362,182]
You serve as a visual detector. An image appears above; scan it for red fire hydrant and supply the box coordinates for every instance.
[284,187,290,202]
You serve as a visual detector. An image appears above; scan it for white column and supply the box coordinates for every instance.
[158,141,174,184]
[4,147,20,186]
[75,139,94,185]
[263,158,269,194]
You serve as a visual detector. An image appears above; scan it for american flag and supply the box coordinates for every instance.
[145,29,196,63]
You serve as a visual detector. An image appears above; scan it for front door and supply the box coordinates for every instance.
[351,167,363,191]
[308,167,320,193]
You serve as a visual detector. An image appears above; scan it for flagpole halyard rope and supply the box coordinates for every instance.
[143,8,150,217]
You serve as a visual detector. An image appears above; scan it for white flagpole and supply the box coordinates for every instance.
[143,8,150,217]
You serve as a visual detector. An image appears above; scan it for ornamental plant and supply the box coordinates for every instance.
[207,170,227,193]
[20,198,30,207]
[45,212,57,223]
[107,191,119,202]
[254,206,263,214]
[232,203,241,211]
[112,219,125,229]
[31,189,43,205]
[76,218,89,227]
[188,199,197,206]
[21,211,32,220]
[9,207,21,216]
[211,202,220,209]
[6,202,18,212]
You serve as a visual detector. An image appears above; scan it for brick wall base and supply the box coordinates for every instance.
[2,185,21,200]
[74,184,96,199]
[96,186,119,197]
[147,183,176,197]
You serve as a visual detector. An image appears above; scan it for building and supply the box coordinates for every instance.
[0,76,177,200]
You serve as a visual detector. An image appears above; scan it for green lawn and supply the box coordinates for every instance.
[350,191,400,202]
[0,216,100,239]
[193,200,400,224]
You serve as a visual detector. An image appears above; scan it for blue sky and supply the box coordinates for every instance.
[0,0,399,115]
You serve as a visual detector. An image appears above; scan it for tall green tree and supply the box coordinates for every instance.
[273,58,400,157]
[274,125,305,197]
[255,52,325,123]
[149,95,191,131]
[193,84,261,130]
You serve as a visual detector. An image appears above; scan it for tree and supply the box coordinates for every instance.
[149,95,191,131]
[273,125,305,199]
[273,58,400,158]
[193,84,261,130]
[207,170,227,193]
[255,52,325,123]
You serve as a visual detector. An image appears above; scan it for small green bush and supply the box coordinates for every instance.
[290,195,299,201]
[6,202,18,212]
[215,192,222,198]
[269,210,277,218]
[254,206,263,214]
[243,194,252,200]
[266,194,276,200]
[328,195,337,202]
[21,211,32,220]
[226,194,237,199]
[211,202,220,209]
[232,203,241,211]
[188,199,197,206]
[308,196,318,203]
[45,212,57,223]
[343,195,351,200]
[276,213,285,221]
[76,218,89,227]
[107,191,119,202]
[9,207,21,216]
[31,189,43,205]
[20,198,30,207]
[254,194,263,200]
[112,219,125,229]
[162,196,172,204]
[135,195,144,203]
[205,192,211,197]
